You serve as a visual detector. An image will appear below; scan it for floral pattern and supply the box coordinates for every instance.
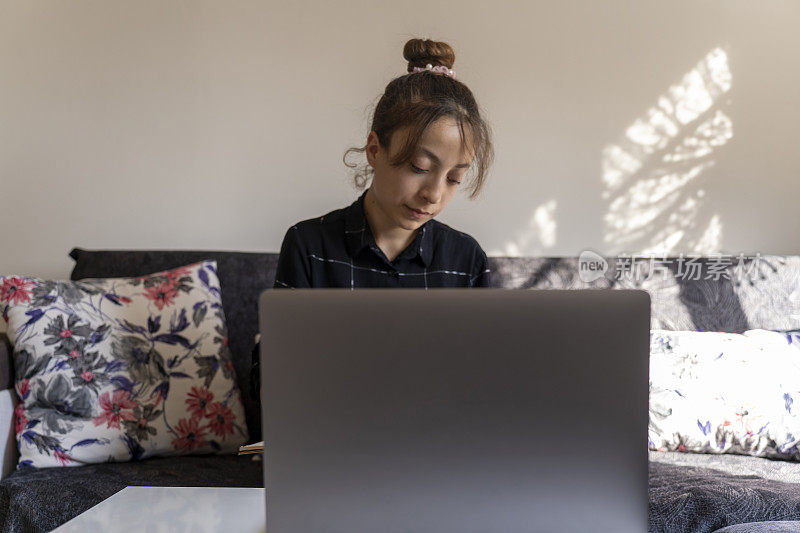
[0,277,35,306]
[649,328,800,459]
[93,389,138,430]
[1,261,248,468]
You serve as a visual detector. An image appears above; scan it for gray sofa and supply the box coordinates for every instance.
[1,248,799,532]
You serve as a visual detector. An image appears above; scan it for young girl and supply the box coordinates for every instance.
[250,37,495,404]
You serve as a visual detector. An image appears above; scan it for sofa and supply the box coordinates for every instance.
[1,248,799,532]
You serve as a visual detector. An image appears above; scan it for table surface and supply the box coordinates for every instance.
[52,486,266,533]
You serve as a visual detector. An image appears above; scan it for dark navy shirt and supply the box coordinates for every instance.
[272,187,491,289]
[250,187,490,401]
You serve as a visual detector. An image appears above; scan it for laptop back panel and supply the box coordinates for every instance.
[259,289,650,533]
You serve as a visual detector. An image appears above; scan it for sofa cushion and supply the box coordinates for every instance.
[649,328,800,460]
[0,454,262,532]
[2,261,248,468]
[69,248,280,442]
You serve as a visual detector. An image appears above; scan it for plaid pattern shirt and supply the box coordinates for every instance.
[272,188,490,289]
[250,188,491,402]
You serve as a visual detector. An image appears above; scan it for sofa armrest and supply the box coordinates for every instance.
[0,390,17,480]
[0,334,16,479]
[0,334,12,392]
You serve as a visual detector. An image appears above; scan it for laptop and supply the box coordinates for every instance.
[258,288,650,533]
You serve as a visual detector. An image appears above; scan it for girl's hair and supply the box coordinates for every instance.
[343,38,494,200]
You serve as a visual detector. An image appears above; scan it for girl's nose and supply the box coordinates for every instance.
[420,175,447,205]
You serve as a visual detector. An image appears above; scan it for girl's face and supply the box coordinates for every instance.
[366,117,474,232]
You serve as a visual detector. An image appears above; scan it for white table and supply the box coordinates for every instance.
[53,486,266,533]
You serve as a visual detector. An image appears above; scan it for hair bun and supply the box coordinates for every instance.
[403,38,455,72]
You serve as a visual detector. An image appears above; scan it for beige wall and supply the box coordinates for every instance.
[2,0,799,282]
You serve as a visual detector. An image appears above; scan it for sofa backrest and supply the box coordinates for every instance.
[495,255,800,333]
[68,248,800,440]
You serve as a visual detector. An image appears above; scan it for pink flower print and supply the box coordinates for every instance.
[143,282,179,311]
[81,371,93,382]
[0,277,35,305]
[54,448,72,466]
[14,404,27,435]
[16,379,30,400]
[93,390,137,429]
[186,386,214,418]
[171,417,208,452]
[205,402,235,439]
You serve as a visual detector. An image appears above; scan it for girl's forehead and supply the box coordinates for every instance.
[387,120,475,162]
[417,121,475,158]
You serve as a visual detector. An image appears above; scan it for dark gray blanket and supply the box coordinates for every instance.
[4,451,800,532]
[649,456,800,533]
[0,454,263,532]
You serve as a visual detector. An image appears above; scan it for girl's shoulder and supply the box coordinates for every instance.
[278,204,350,252]
[282,203,349,237]
[428,219,487,256]
[291,205,349,231]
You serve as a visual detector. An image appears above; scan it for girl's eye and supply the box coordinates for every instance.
[410,163,428,174]
[411,163,461,184]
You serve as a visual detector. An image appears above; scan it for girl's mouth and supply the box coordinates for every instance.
[405,205,429,219]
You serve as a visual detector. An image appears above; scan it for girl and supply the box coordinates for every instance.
[250,37,495,405]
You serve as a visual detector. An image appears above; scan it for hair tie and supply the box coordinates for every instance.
[411,63,456,78]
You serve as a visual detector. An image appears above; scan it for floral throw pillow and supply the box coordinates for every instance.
[1,261,248,468]
[649,328,800,460]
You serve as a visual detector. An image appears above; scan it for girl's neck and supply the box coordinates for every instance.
[363,187,418,261]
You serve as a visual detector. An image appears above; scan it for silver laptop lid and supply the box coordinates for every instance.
[259,288,650,533]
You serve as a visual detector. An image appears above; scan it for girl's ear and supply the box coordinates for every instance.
[365,131,379,167]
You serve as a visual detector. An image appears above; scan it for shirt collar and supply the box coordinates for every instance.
[344,188,434,267]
